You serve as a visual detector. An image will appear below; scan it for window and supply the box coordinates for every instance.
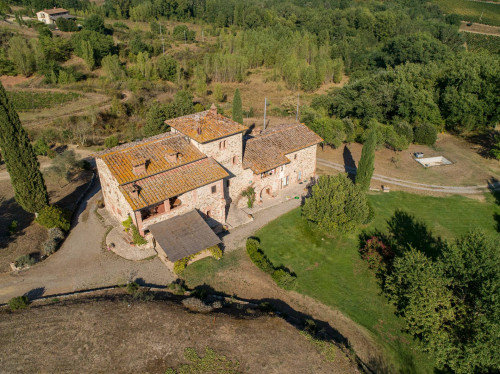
[232,155,238,165]
[280,165,284,172]
[211,185,217,194]
[206,210,211,217]
[294,154,298,160]
[226,179,230,187]
[298,171,302,181]
[219,140,226,150]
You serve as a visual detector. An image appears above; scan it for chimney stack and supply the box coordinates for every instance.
[132,161,147,175]
[131,184,141,198]
[209,103,217,115]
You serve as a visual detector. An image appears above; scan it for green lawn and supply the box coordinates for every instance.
[255,191,500,373]
[432,0,500,26]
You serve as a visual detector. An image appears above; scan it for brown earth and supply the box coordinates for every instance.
[316,133,500,189]
[0,292,359,374]
[0,167,93,273]
[183,250,387,373]
[460,21,500,36]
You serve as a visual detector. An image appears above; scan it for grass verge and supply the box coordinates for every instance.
[254,191,499,373]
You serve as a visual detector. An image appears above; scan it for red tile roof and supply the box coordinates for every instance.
[95,133,206,185]
[120,158,228,210]
[166,105,247,144]
[243,123,322,174]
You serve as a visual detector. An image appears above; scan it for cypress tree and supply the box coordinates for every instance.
[356,129,376,191]
[232,88,243,124]
[0,82,49,213]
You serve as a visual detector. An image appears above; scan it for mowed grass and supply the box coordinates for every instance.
[432,0,500,26]
[255,191,500,373]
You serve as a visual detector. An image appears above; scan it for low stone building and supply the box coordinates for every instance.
[94,104,322,264]
[36,8,74,25]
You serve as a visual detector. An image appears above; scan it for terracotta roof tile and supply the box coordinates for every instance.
[166,106,246,144]
[96,133,206,185]
[243,123,322,174]
[120,157,228,211]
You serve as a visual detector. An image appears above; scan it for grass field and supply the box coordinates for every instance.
[433,0,500,26]
[254,191,500,373]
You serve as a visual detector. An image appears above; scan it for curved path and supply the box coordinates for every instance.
[317,158,500,194]
[0,182,174,304]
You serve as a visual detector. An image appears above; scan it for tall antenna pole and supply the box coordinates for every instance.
[263,97,267,130]
[296,93,299,122]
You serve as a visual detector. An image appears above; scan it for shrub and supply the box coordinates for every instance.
[122,216,132,231]
[131,224,147,245]
[393,121,413,144]
[209,245,223,260]
[15,254,36,268]
[359,236,394,272]
[174,258,188,274]
[414,123,437,145]
[8,220,18,235]
[8,296,29,311]
[42,227,65,255]
[245,237,274,274]
[272,269,297,290]
[241,186,256,208]
[104,135,119,149]
[33,138,50,156]
[126,281,140,294]
[168,280,188,295]
[36,205,70,231]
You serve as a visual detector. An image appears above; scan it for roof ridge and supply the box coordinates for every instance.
[94,132,181,158]
[120,155,209,186]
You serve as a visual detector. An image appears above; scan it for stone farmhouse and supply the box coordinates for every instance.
[95,104,322,264]
[36,8,75,25]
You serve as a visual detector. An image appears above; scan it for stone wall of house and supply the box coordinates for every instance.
[96,158,134,223]
[140,179,226,232]
[238,144,317,207]
[189,134,249,202]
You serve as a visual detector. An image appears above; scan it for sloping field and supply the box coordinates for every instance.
[433,0,500,26]
[0,293,358,374]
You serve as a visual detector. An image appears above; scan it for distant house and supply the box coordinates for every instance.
[94,104,322,265]
[36,8,75,25]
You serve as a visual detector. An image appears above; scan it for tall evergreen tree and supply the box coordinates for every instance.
[356,129,376,191]
[232,88,243,124]
[0,83,48,213]
[143,103,168,137]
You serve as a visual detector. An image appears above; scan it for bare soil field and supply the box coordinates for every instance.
[183,250,385,373]
[0,292,358,374]
[316,134,500,189]
[0,167,93,272]
[460,21,500,35]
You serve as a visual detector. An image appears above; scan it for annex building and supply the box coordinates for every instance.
[95,104,322,263]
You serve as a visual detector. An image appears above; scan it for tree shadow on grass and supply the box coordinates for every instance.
[343,145,357,182]
[487,178,500,232]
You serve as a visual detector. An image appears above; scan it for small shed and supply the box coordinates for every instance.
[148,210,221,263]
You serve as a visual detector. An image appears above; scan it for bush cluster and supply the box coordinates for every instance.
[42,227,65,256]
[15,254,36,268]
[359,236,394,272]
[208,245,223,260]
[246,238,297,290]
[8,295,29,311]
[36,205,71,231]
[131,224,147,246]
[414,123,438,145]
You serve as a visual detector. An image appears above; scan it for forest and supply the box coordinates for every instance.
[0,0,499,150]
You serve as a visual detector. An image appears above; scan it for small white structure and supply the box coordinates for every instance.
[415,156,453,168]
[36,8,74,25]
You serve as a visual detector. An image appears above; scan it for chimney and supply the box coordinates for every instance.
[131,184,141,198]
[132,161,147,175]
[209,103,217,115]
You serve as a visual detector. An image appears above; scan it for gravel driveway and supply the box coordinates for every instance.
[0,182,175,304]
